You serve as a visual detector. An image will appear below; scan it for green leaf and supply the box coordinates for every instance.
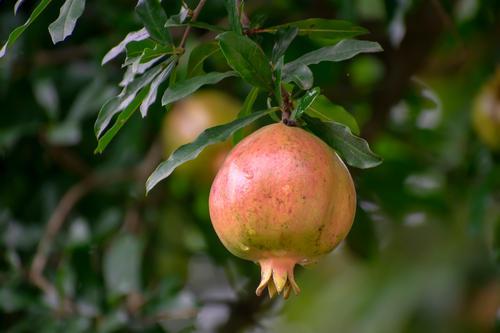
[233,87,260,144]
[103,234,143,296]
[0,0,53,58]
[284,39,383,80]
[306,95,359,134]
[95,63,164,138]
[161,71,236,106]
[48,0,86,44]
[119,61,165,95]
[125,39,157,59]
[124,40,174,66]
[164,21,227,33]
[102,28,149,65]
[292,87,320,120]
[123,52,164,75]
[267,102,281,122]
[225,0,242,35]
[135,0,171,45]
[274,56,284,106]
[164,2,190,26]
[140,44,175,63]
[140,60,176,117]
[217,32,273,90]
[286,63,313,90]
[146,108,278,192]
[304,115,381,169]
[95,88,149,154]
[187,42,221,77]
[263,19,368,43]
[271,26,298,64]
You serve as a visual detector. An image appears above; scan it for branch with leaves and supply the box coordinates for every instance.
[1,0,383,193]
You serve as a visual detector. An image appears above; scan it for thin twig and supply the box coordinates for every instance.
[244,28,270,35]
[30,171,129,295]
[178,0,208,49]
[30,140,162,300]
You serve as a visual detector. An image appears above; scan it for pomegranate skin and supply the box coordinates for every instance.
[209,123,356,298]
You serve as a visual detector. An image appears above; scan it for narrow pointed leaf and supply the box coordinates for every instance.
[95,63,164,138]
[48,0,86,44]
[124,53,162,76]
[102,28,149,65]
[139,44,175,63]
[304,115,382,169]
[306,95,359,134]
[233,87,260,144]
[125,39,157,59]
[292,87,320,119]
[187,42,221,77]
[285,63,313,90]
[225,0,242,35]
[284,39,383,79]
[263,19,368,43]
[217,32,273,90]
[0,0,53,58]
[140,60,176,117]
[161,71,236,106]
[135,0,171,45]
[95,88,149,154]
[271,26,298,64]
[146,108,278,192]
[274,56,283,106]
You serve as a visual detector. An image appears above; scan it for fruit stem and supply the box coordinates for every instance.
[280,85,297,126]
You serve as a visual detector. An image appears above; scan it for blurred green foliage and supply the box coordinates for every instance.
[0,0,499,332]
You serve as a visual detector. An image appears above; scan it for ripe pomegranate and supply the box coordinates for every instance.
[209,123,356,298]
[162,90,241,182]
[473,68,500,151]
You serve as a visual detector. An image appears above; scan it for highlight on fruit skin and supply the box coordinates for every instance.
[209,123,357,298]
[473,67,500,151]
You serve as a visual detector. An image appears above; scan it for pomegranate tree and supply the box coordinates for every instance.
[209,123,356,298]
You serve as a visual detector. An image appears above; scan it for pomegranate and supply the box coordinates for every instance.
[162,90,241,182]
[209,123,356,298]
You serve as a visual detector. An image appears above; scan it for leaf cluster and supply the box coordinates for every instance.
[0,0,383,193]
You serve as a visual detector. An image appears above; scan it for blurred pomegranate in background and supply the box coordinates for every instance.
[162,90,241,182]
[473,68,500,151]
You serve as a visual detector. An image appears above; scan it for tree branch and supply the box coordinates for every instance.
[29,140,162,303]
[178,0,208,49]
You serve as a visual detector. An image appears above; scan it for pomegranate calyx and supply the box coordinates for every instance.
[256,257,300,299]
